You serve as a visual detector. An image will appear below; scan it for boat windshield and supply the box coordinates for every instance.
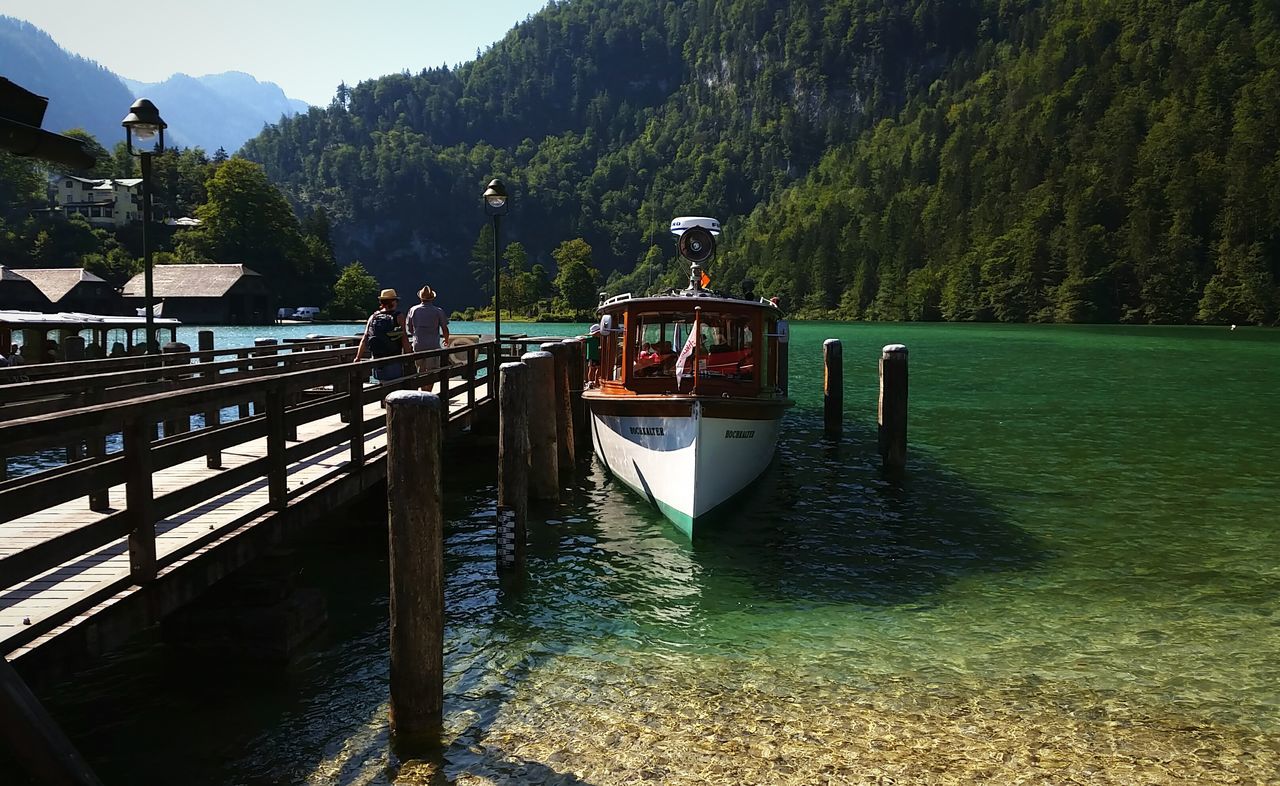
[631,311,755,382]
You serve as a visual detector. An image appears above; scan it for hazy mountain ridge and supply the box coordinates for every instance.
[0,16,311,155]
[124,71,312,153]
[0,16,135,146]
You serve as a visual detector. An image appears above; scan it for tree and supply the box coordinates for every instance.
[176,158,323,302]
[469,223,496,299]
[329,261,379,319]
[53,129,110,178]
[553,238,599,312]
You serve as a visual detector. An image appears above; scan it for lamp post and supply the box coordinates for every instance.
[482,178,508,350]
[121,99,166,355]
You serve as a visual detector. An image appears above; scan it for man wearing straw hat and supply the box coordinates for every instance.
[354,288,411,385]
[406,284,450,392]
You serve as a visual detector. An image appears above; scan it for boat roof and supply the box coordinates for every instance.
[0,309,182,328]
[597,290,780,314]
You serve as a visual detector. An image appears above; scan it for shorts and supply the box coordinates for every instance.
[415,355,441,375]
[373,361,403,383]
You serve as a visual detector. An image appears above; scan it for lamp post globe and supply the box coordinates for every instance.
[122,99,167,355]
[482,179,509,348]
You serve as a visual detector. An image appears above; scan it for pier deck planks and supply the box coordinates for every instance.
[0,384,484,660]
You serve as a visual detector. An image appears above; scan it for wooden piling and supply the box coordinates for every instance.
[823,339,843,439]
[522,350,559,500]
[384,390,444,743]
[878,343,908,472]
[497,362,529,570]
[540,342,575,477]
[199,331,221,468]
[563,338,590,455]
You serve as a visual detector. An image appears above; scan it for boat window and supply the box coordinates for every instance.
[631,312,755,382]
[604,321,625,382]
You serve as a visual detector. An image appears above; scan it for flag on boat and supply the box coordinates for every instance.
[674,327,698,377]
[700,270,711,288]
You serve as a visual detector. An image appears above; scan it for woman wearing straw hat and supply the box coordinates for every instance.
[406,284,450,392]
[354,288,411,385]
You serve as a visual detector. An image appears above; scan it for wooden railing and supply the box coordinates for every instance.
[0,336,361,419]
[0,341,498,652]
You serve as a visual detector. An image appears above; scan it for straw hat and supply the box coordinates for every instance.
[417,285,437,301]
[379,289,398,300]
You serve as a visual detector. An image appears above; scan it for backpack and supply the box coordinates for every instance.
[368,311,404,358]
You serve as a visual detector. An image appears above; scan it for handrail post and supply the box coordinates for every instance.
[348,367,366,467]
[466,345,477,413]
[123,415,156,583]
[286,344,304,441]
[266,384,288,509]
[85,389,110,512]
[199,331,222,468]
[438,351,452,414]
[237,350,252,419]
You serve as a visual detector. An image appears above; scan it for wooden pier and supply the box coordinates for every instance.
[0,338,499,668]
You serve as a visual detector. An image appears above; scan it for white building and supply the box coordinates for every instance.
[53,175,145,227]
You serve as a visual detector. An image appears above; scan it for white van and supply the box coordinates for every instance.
[293,307,320,321]
[277,307,296,320]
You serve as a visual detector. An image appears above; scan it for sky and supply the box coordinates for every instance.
[0,0,552,106]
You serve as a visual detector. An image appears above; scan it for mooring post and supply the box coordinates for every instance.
[540,342,575,478]
[878,343,908,472]
[823,339,843,439]
[563,338,590,455]
[198,330,221,468]
[521,350,559,500]
[498,362,529,570]
[385,391,444,743]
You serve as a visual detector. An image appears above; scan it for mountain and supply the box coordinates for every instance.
[123,71,311,153]
[239,1,1280,324]
[0,16,134,147]
[0,16,311,156]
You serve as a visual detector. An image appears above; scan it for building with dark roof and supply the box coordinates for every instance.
[0,266,52,311]
[121,263,272,324]
[12,268,122,314]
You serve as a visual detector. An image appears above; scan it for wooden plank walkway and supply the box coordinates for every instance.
[0,384,485,661]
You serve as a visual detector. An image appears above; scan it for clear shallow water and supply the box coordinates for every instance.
[26,321,1280,783]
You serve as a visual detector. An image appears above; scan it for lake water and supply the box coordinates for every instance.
[26,321,1280,784]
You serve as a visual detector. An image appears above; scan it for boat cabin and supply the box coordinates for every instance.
[595,294,787,399]
[0,310,181,365]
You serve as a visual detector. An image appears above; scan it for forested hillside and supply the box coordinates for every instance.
[0,16,134,146]
[243,0,1280,324]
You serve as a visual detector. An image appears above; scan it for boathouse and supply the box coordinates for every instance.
[121,263,272,324]
[11,267,122,314]
[0,266,51,311]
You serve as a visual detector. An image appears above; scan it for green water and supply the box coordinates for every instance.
[32,321,1280,783]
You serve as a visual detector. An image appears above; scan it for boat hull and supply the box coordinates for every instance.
[586,396,786,536]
